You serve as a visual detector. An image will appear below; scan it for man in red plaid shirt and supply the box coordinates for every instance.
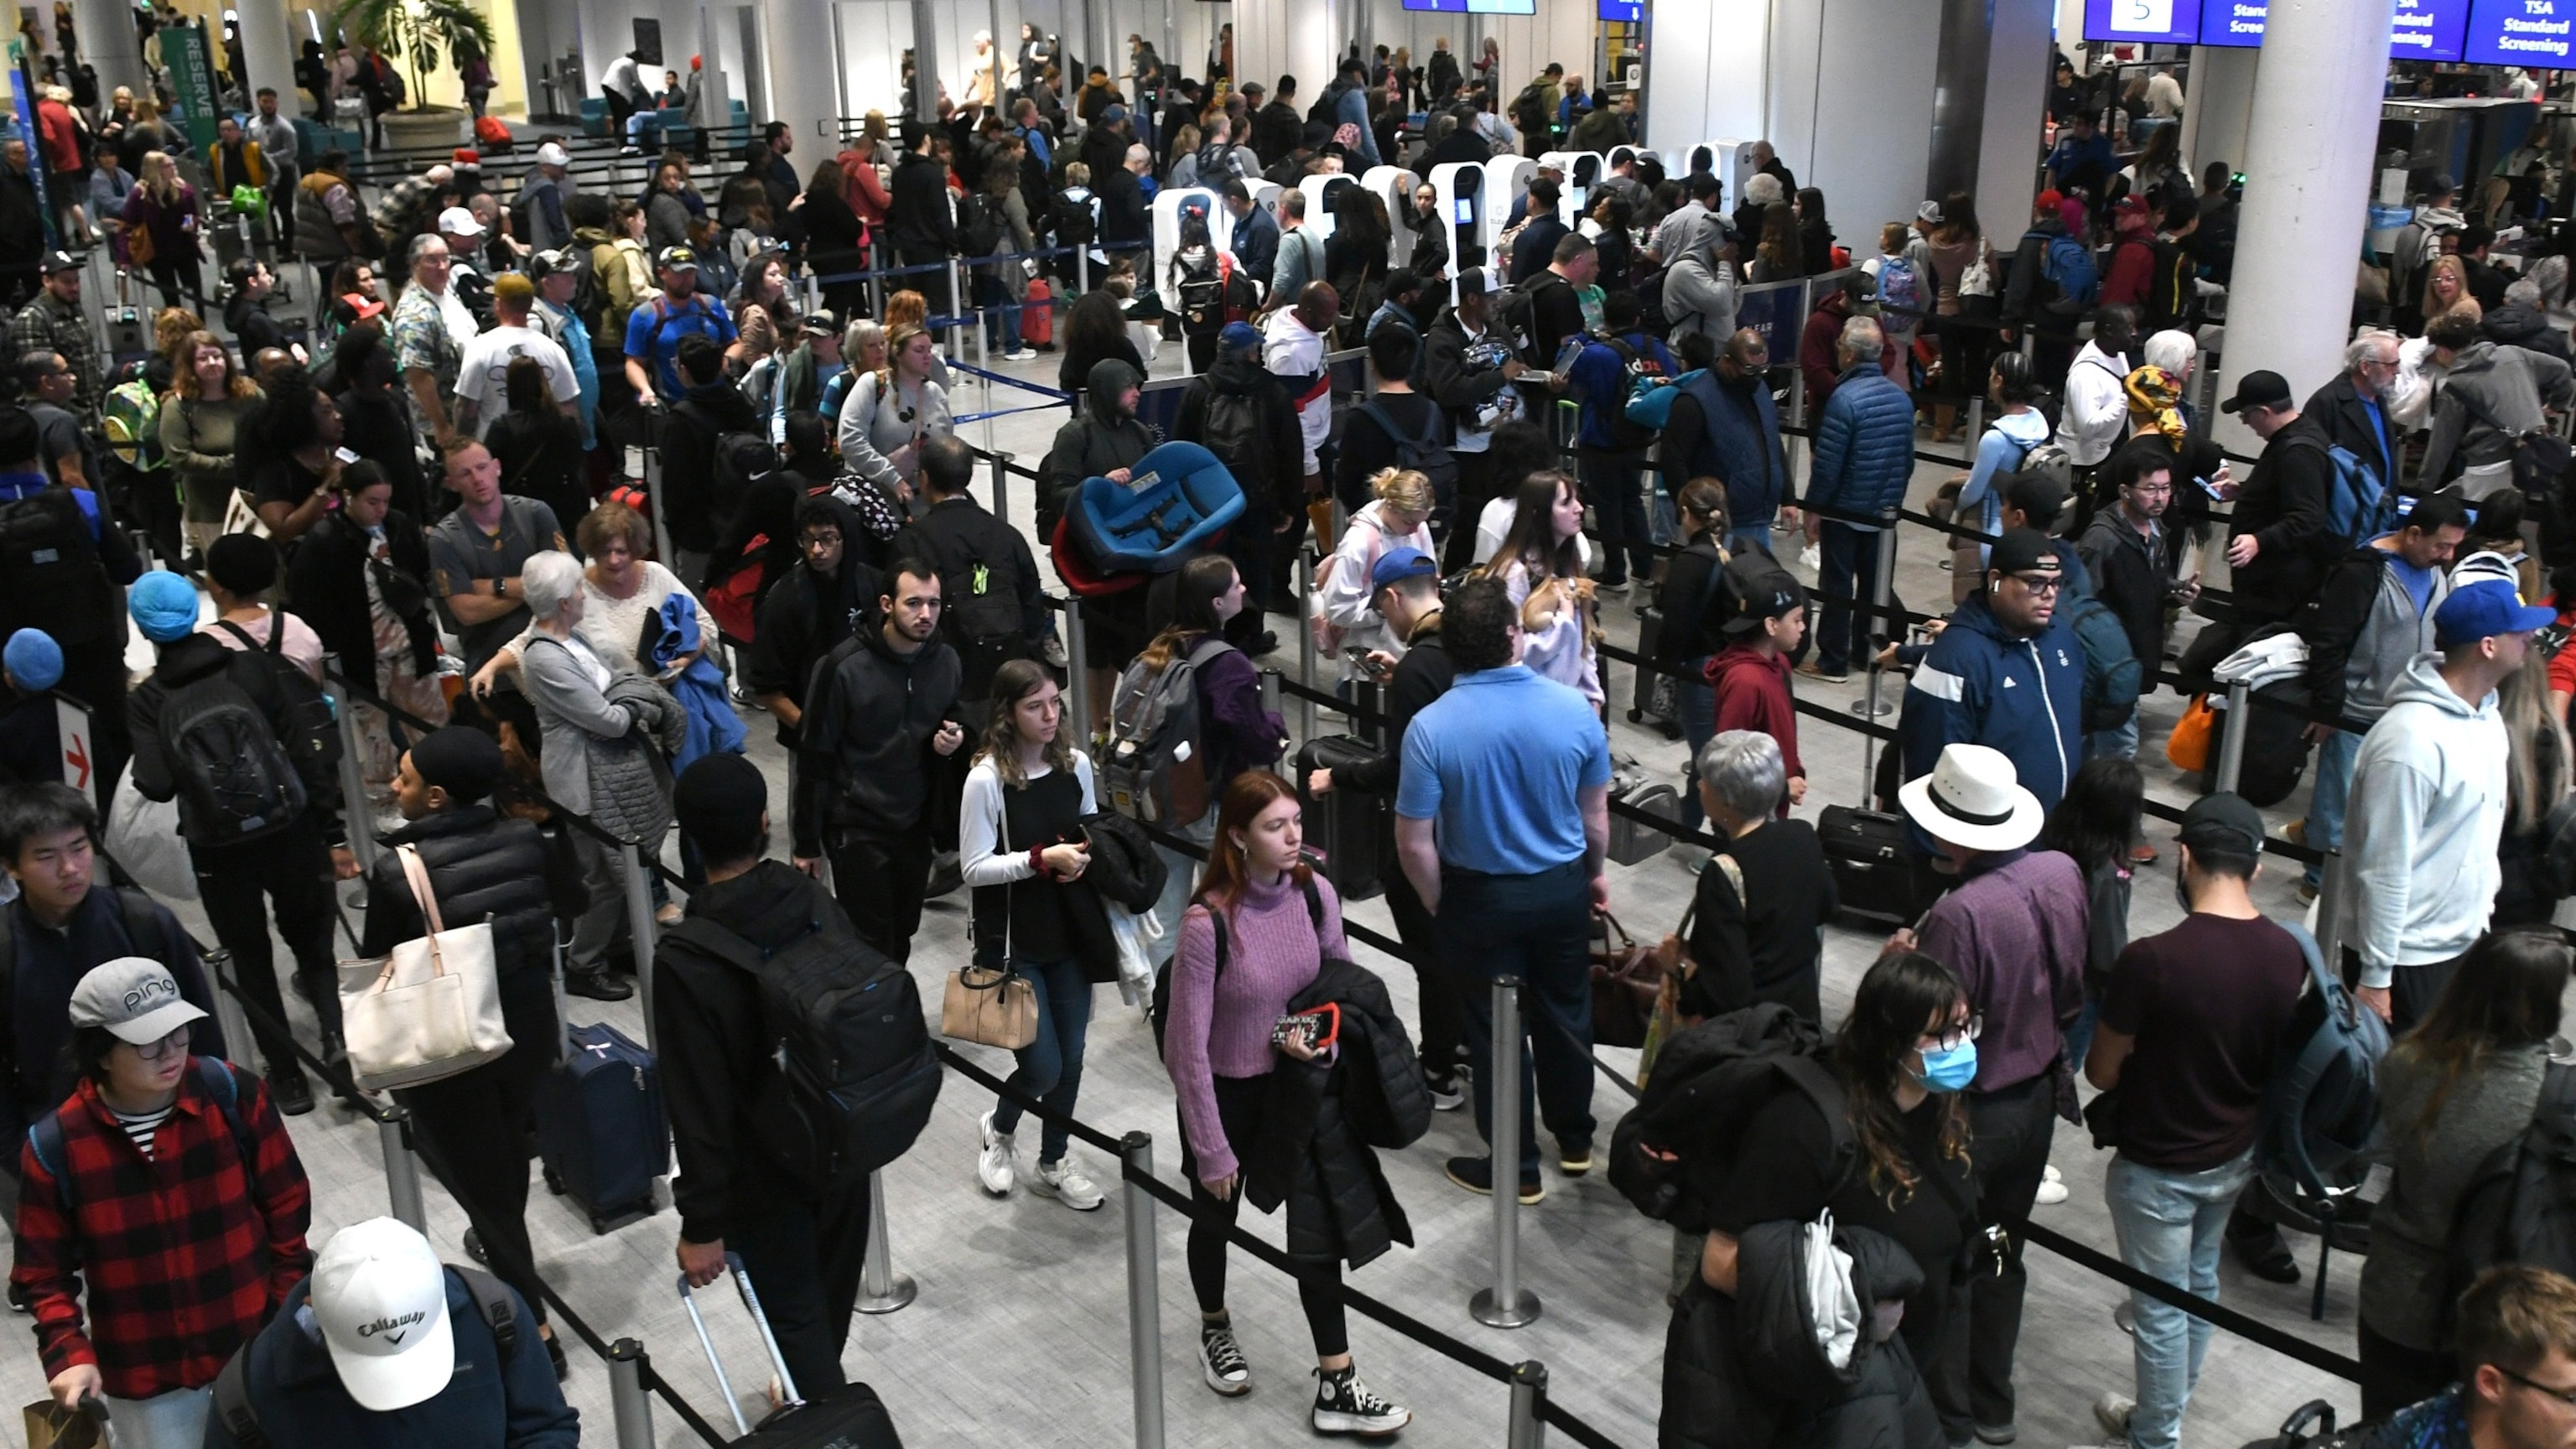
[10,957,312,1445]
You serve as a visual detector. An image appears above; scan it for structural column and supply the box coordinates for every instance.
[761,0,841,152]
[2213,0,2385,448]
[234,0,299,112]
[1230,0,1332,112]
[71,0,148,99]
[2179,44,2260,182]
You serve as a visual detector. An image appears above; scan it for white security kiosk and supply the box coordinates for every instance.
[1298,172,1364,246]
[1427,161,1489,303]
[1540,151,1607,226]
[1152,186,1221,291]
[1479,154,1536,258]
[1362,165,1420,270]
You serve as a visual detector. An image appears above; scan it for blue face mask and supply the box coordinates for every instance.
[1912,1040,1978,1093]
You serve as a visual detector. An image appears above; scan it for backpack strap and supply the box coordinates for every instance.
[662,915,766,972]
[1774,1052,1857,1197]
[449,1265,521,1358]
[212,1345,273,1449]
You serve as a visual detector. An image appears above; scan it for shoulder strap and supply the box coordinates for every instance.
[111,889,167,962]
[212,618,261,653]
[25,1110,69,1209]
[662,915,766,973]
[212,1346,271,1449]
[449,1265,521,1357]
[195,1057,256,1168]
[1300,872,1325,930]
[1774,1052,1857,1196]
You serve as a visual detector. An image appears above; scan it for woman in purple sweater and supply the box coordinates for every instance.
[1161,772,1410,1438]
[1141,555,1289,966]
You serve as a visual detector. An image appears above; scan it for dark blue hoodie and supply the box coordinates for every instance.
[1897,592,2085,846]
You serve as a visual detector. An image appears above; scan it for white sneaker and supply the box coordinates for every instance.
[1033,1156,1105,1210]
[1313,1365,1410,1436]
[977,1108,1015,1196]
[2033,1178,2070,1206]
[1198,1322,1251,1395]
[2094,1392,2137,1440]
[1005,347,1038,361]
[2044,1163,2063,1184]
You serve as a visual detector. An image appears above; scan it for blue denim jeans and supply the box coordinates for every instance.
[2104,1150,2256,1449]
[1675,660,1716,830]
[1724,526,1776,560]
[2086,716,2140,761]
[1440,861,1600,1177]
[1815,522,1885,675]
[991,955,1093,1164]
[1649,475,1680,548]
[2302,728,2364,887]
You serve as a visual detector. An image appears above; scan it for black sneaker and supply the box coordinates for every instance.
[463,1228,489,1265]
[545,1332,569,1383]
[267,1064,315,1117]
[1445,1155,1544,1204]
[565,970,636,1002]
[1197,1319,1250,1396]
[2227,1220,2301,1284]
[1312,1363,1410,1436]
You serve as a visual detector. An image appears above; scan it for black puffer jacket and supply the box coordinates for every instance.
[1659,1221,1942,1449]
[1244,959,1430,1270]
[359,807,585,984]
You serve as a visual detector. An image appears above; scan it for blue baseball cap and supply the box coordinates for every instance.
[2435,579,2557,649]
[1368,546,1439,591]
[3,629,61,691]
[130,570,202,643]
[1219,320,1262,354]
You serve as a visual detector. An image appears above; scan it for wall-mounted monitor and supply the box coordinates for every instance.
[2392,0,2471,58]
[2198,0,2265,44]
[2080,0,2199,46]
[1400,0,1539,13]
[2464,0,2573,65]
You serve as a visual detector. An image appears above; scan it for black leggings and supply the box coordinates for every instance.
[1181,1072,1349,1357]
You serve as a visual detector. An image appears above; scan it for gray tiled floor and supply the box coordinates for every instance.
[10,348,2385,1447]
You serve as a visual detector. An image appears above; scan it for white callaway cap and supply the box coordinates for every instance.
[309,1218,454,1411]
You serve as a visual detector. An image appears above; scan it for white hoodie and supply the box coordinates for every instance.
[2339,652,2509,983]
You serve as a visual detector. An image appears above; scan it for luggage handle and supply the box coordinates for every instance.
[676,1252,805,1436]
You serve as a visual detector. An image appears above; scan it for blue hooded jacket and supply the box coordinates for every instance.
[1805,364,1915,527]
[1897,592,2084,844]
[647,593,748,774]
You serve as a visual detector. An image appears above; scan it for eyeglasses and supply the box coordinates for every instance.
[2501,1367,2576,1410]
[1921,1014,1984,1053]
[2005,573,2064,595]
[134,1026,191,1062]
[800,531,843,548]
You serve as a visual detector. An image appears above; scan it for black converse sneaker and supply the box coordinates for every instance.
[1197,1319,1251,1396]
[1312,1363,1410,1436]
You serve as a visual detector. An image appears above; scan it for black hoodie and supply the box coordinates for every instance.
[1040,358,1155,535]
[664,377,762,554]
[1174,349,1303,517]
[792,616,963,854]
[127,631,344,849]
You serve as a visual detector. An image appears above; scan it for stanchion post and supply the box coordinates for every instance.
[1851,505,1899,728]
[1120,1131,1167,1449]
[855,1170,917,1312]
[1260,667,1281,718]
[1066,597,1093,741]
[947,257,967,357]
[1296,551,1318,743]
[609,1340,656,1449]
[642,412,675,569]
[1470,977,1542,1328]
[328,657,378,874]
[618,840,658,1047]
[1962,397,1985,465]
[988,448,1012,524]
[206,948,257,1069]
[2315,847,2347,965]
[1506,1360,1550,1449]
[2214,678,2252,796]
[380,1104,427,1230]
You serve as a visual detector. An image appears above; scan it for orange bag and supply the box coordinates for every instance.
[2164,693,2215,773]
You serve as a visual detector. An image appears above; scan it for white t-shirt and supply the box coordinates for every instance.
[454,324,581,439]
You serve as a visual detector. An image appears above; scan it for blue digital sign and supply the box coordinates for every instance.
[2392,0,2472,59]
[1598,0,1643,18]
[1399,0,1537,12]
[2199,0,2266,44]
[2464,0,2576,64]
[2081,0,2199,48]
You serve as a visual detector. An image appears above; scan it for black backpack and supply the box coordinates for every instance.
[0,479,102,636]
[1608,1004,1851,1233]
[1357,400,1458,501]
[210,620,342,784]
[1597,336,1669,454]
[964,191,1007,259]
[1051,189,1096,248]
[664,914,944,1188]
[2440,1056,2576,1349]
[712,431,779,508]
[160,655,311,844]
[1199,389,1267,482]
[1510,82,1553,142]
[933,519,1033,703]
[1149,873,1322,1048]
[210,1266,521,1449]
[1495,276,1545,366]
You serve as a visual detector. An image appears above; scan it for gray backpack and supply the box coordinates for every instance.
[1104,635,1233,824]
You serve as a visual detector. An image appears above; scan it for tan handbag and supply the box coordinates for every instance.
[943,962,1040,1048]
[337,844,513,1091]
[23,1400,103,1449]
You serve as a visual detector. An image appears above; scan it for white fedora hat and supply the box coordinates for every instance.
[1898,743,2044,854]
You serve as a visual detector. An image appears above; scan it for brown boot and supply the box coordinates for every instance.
[1930,402,1958,444]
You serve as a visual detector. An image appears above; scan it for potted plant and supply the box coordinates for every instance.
[329,0,494,151]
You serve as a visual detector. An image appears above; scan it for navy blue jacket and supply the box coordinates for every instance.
[1664,369,1788,529]
[1805,365,1915,527]
[205,1272,579,1449]
[1231,203,1280,287]
[3,887,221,1165]
[1898,594,2084,840]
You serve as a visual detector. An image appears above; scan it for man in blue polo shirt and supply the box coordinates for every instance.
[1394,576,1612,1204]
[624,246,739,405]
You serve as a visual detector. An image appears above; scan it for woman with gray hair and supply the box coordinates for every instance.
[516,550,687,993]
[1669,730,1833,1026]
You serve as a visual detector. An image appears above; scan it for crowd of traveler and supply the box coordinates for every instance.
[9,27,2576,1449]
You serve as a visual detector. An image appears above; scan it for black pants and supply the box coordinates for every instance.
[1180,1073,1348,1357]
[190,818,340,1073]
[1440,449,1498,574]
[2340,944,2461,1036]
[828,823,932,963]
[602,86,636,132]
[899,247,954,319]
[402,973,557,1323]
[730,1176,871,1396]
[2359,1317,2453,1420]
[1379,852,1464,1075]
[1956,1075,2056,1434]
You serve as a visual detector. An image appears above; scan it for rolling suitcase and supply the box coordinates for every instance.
[1021,278,1054,346]
[535,1020,667,1233]
[680,1254,904,1446]
[1296,734,1384,901]
[1607,758,1681,865]
[1627,606,1682,737]
[1817,804,1916,925]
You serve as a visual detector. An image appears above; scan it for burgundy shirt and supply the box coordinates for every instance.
[1916,848,2090,1093]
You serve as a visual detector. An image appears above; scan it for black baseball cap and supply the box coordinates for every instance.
[1987,527,2063,579]
[2177,792,2266,858]
[2220,369,2293,414]
[39,251,83,276]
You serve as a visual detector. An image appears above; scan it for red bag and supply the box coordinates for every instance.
[1022,279,1054,346]
[474,115,513,153]
[704,538,766,641]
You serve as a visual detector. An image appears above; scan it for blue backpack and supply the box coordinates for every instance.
[28,1056,252,1211]
[2257,921,2390,1213]
[2041,231,2100,312]
[1874,256,1925,324]
[2319,440,2392,548]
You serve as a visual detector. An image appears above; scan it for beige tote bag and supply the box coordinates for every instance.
[339,844,513,1091]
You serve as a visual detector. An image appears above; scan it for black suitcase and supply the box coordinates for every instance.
[1817,804,1916,925]
[682,1254,904,1446]
[1296,735,1385,901]
[535,1021,668,1233]
[1628,606,1681,737]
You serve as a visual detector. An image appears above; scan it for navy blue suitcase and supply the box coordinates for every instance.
[537,1021,668,1233]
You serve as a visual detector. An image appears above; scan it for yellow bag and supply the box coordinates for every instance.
[2165,693,2215,773]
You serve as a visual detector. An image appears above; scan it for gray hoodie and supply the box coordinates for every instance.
[2418,339,2574,484]
[1665,252,1739,350]
[2339,652,2509,984]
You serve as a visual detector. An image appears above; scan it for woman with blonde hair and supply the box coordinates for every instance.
[123,149,203,309]
[2492,646,2574,926]
[159,330,258,557]
[858,109,897,169]
[1315,468,1437,683]
[835,320,953,499]
[2420,254,2471,328]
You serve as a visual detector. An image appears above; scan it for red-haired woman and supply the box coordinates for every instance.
[1160,771,1411,1438]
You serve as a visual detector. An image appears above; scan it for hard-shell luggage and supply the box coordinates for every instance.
[1296,734,1385,901]
[1628,607,1681,736]
[1817,805,1914,925]
[680,1254,904,1446]
[1607,757,1682,866]
[1021,278,1055,346]
[535,1020,667,1233]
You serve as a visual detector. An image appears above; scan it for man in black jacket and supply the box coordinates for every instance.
[1421,269,1530,570]
[662,754,870,1400]
[794,560,966,962]
[1095,143,1150,265]
[1176,324,1301,651]
[2076,442,2199,761]
[894,436,1045,720]
[1254,78,1303,165]
[2304,333,2404,520]
[1504,178,1570,287]
[889,126,960,314]
[2222,370,2341,628]
[748,497,880,750]
[662,335,761,582]
[1303,548,1467,1101]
